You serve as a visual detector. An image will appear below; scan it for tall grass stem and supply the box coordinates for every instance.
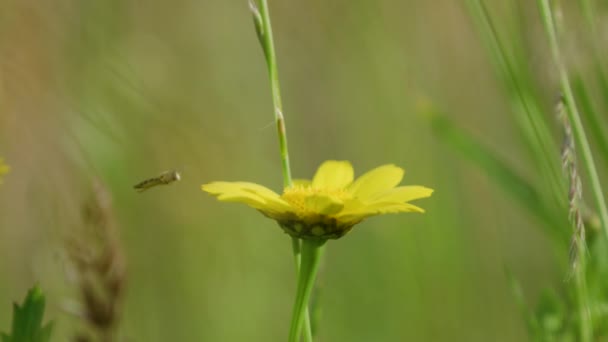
[464,0,566,213]
[557,96,592,341]
[538,0,608,246]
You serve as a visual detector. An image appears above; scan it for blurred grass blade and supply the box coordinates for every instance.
[428,109,565,239]
[571,75,608,162]
[578,0,597,34]
[593,60,608,112]
[538,0,608,247]
[464,0,566,212]
[1,286,54,342]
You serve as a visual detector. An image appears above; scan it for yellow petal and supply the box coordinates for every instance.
[232,182,292,211]
[348,164,404,200]
[340,198,365,212]
[232,182,281,199]
[337,201,425,221]
[202,181,243,196]
[202,181,292,212]
[216,190,268,209]
[312,160,354,189]
[370,186,434,203]
[304,194,344,215]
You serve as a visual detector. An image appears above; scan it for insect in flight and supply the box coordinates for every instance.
[134,170,181,192]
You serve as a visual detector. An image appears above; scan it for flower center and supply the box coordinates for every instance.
[281,185,352,215]
[278,185,359,240]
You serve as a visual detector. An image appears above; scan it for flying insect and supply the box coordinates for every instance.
[134,170,181,192]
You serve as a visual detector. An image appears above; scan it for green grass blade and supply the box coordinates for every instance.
[571,75,608,161]
[463,0,566,212]
[538,0,608,250]
[428,109,566,240]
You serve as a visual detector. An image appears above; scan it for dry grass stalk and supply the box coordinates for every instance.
[67,180,127,342]
[556,94,587,273]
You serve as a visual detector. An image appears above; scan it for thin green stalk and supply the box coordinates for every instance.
[574,242,591,342]
[256,0,292,186]
[557,95,592,341]
[289,239,325,342]
[291,237,313,342]
[571,76,608,167]
[249,1,313,340]
[538,0,608,244]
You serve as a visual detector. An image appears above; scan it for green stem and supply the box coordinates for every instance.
[537,0,608,245]
[574,237,592,342]
[257,0,292,187]
[250,1,313,340]
[289,239,325,342]
[291,237,313,342]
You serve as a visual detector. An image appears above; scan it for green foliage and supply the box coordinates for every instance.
[1,286,53,342]
[533,290,573,341]
[464,0,566,214]
[450,0,608,340]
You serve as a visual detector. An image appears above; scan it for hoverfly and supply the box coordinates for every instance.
[134,170,181,192]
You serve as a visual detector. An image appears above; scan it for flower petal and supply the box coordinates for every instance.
[369,186,434,203]
[312,160,354,189]
[202,181,292,213]
[216,190,268,209]
[232,182,282,199]
[202,181,243,196]
[348,164,404,200]
[337,201,425,222]
[305,194,344,215]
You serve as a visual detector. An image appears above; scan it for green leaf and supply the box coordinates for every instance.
[2,285,54,342]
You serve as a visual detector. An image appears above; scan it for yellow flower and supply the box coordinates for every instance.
[202,160,433,240]
[0,158,9,184]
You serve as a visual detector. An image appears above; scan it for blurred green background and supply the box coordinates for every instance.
[0,0,603,341]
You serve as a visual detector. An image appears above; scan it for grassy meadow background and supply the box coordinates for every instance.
[1,0,607,341]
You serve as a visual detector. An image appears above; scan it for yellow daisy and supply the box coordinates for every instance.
[202,160,433,240]
[0,158,9,184]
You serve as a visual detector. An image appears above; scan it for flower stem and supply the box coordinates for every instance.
[537,0,608,246]
[254,0,292,187]
[249,1,313,340]
[290,238,314,342]
[289,239,325,342]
